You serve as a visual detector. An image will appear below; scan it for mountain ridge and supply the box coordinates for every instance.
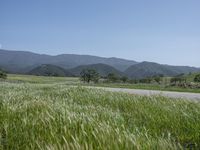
[125,61,200,79]
[0,49,137,72]
[0,49,200,78]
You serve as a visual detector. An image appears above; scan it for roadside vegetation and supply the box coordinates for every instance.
[78,69,200,93]
[0,81,200,149]
[194,74,200,82]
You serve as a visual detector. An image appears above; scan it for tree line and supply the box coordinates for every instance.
[1,68,200,85]
[80,69,200,84]
[80,69,129,83]
[79,69,164,84]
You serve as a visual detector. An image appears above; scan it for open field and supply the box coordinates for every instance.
[5,74,200,93]
[0,75,200,149]
[7,74,80,84]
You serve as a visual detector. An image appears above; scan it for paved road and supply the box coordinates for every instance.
[86,86,200,101]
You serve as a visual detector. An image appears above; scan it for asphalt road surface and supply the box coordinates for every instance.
[86,86,200,101]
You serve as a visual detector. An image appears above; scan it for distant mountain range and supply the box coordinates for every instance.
[0,49,199,78]
[0,49,136,72]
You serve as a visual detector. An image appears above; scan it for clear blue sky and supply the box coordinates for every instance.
[0,0,200,67]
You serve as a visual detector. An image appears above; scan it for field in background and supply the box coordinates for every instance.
[7,74,80,84]
[6,74,200,93]
[0,79,200,149]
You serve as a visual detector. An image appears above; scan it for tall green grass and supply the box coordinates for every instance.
[0,82,200,149]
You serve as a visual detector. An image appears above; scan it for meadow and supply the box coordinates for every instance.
[0,74,200,149]
[6,74,200,93]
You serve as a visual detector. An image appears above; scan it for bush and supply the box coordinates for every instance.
[120,76,128,83]
[129,79,139,84]
[139,78,152,84]
[106,73,119,83]
[170,77,186,85]
[80,69,100,83]
[194,74,200,83]
[153,76,161,84]
[0,70,7,79]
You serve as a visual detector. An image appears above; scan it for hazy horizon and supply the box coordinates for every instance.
[1,0,200,67]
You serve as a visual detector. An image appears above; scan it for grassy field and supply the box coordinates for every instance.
[6,74,200,93]
[7,74,80,84]
[0,75,200,149]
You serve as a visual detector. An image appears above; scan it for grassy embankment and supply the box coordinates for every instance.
[0,74,200,149]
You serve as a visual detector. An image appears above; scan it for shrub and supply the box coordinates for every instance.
[170,77,186,85]
[139,78,152,83]
[194,74,200,83]
[107,73,119,83]
[129,79,139,84]
[0,70,7,79]
[80,69,100,83]
[120,76,128,83]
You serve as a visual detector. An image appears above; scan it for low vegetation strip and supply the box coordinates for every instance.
[0,82,200,149]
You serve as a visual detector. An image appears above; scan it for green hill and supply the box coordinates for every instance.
[28,64,73,77]
[69,63,124,77]
[125,62,200,79]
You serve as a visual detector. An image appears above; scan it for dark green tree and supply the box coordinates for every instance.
[120,76,128,83]
[194,74,200,82]
[0,70,7,79]
[151,74,164,84]
[80,69,100,83]
[107,73,119,83]
[139,78,152,83]
[129,79,139,84]
[154,76,161,84]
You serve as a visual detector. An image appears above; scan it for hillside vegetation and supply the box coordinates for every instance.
[125,62,199,79]
[28,64,73,77]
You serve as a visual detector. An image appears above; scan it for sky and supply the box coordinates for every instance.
[0,0,200,67]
